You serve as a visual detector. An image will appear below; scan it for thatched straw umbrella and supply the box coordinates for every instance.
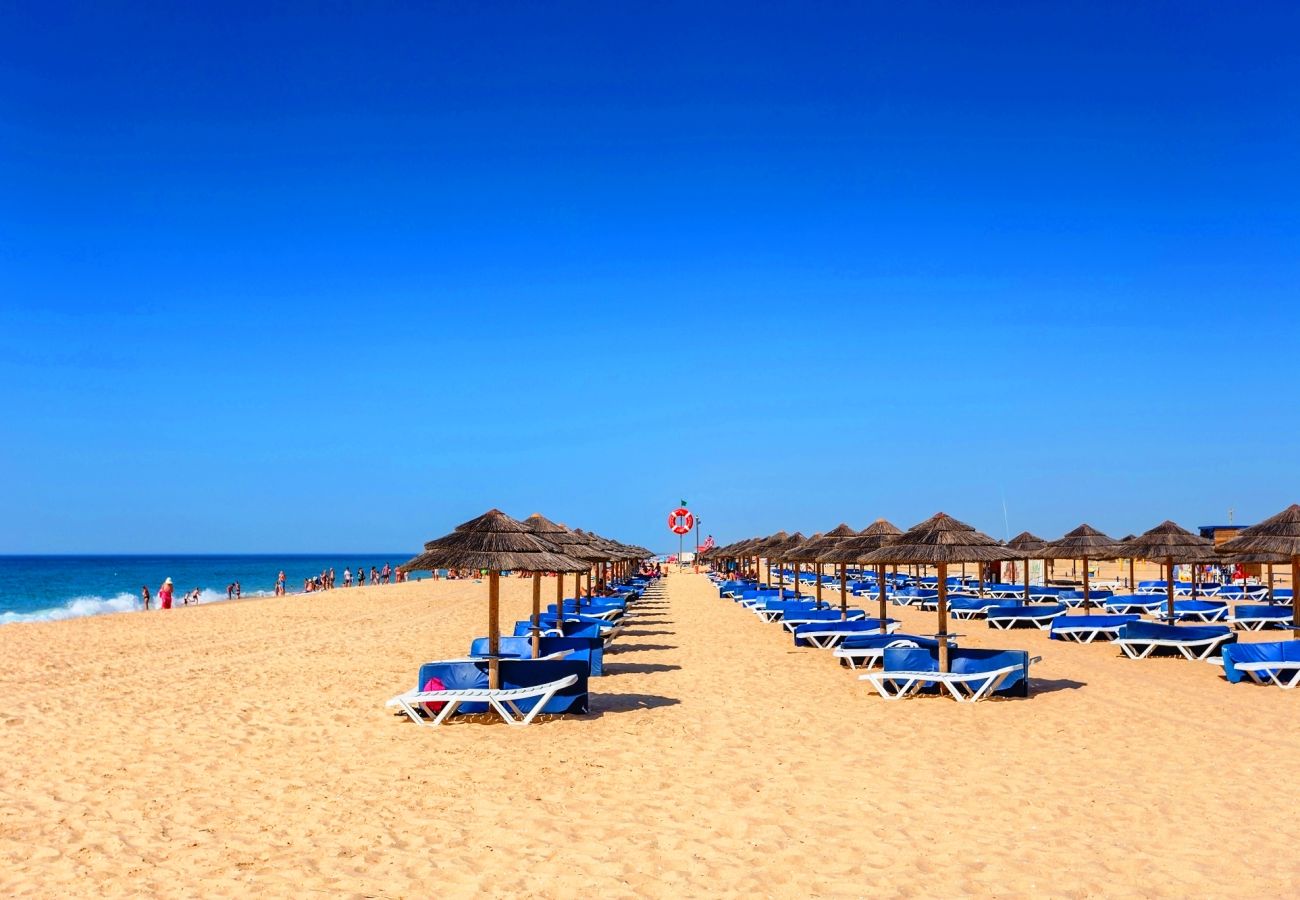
[1035,525,1122,613]
[1118,521,1219,622]
[401,509,588,689]
[789,524,858,608]
[781,532,822,601]
[750,531,791,588]
[542,524,607,612]
[1005,532,1047,602]
[771,532,807,595]
[859,513,1006,670]
[523,513,584,656]
[1218,504,1300,637]
[818,518,904,626]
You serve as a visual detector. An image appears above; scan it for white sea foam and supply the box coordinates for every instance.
[0,587,266,625]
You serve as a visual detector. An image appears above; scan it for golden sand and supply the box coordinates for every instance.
[1,570,1297,897]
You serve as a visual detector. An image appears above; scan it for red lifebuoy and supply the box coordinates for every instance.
[668,507,694,535]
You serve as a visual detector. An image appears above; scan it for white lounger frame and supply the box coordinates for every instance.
[387,673,580,727]
[1051,623,1128,643]
[780,612,869,633]
[860,656,1041,703]
[1114,634,1234,661]
[833,638,928,669]
[1231,661,1300,689]
[987,611,1063,630]
[1231,613,1295,631]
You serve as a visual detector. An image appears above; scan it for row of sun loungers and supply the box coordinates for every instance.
[715,575,1039,702]
[720,572,1300,692]
[386,576,663,726]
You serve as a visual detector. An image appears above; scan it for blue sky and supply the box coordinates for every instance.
[2,2,1298,553]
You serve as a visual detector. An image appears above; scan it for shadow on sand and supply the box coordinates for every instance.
[1029,678,1086,694]
[587,693,682,718]
[601,662,682,675]
[607,642,678,653]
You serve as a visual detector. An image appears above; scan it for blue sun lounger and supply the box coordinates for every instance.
[1114,621,1235,661]
[386,658,589,726]
[1104,595,1166,615]
[986,604,1066,630]
[832,633,950,669]
[1221,640,1300,688]
[1230,605,1295,630]
[781,608,869,631]
[471,636,604,676]
[860,647,1040,702]
[1058,590,1114,609]
[791,618,900,648]
[1157,600,1230,623]
[949,597,1016,619]
[1049,614,1140,642]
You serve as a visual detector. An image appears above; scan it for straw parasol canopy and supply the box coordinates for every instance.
[1217,504,1300,636]
[1117,520,1219,619]
[860,513,1007,670]
[1005,531,1047,601]
[402,509,589,689]
[1034,524,1123,612]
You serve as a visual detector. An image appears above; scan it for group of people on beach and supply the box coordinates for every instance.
[140,578,204,611]
[138,562,410,612]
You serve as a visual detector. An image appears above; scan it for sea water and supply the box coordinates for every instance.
[0,554,408,624]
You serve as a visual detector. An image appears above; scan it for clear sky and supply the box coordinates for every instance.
[2,2,1298,554]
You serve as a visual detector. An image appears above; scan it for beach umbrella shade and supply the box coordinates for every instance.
[859,513,1007,670]
[1117,521,1219,622]
[546,526,607,610]
[400,509,589,689]
[1005,532,1047,602]
[1035,525,1122,613]
[522,513,594,655]
[818,518,903,627]
[789,523,858,608]
[749,531,791,588]
[1228,551,1287,603]
[1217,504,1300,637]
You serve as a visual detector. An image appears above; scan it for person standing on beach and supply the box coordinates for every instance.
[159,578,174,610]
[342,567,352,588]
[235,582,241,599]
[141,585,151,611]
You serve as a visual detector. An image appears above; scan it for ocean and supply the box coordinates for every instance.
[0,554,409,624]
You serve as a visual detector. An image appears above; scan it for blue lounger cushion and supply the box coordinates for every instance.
[949,597,1016,612]
[880,647,1033,698]
[469,636,536,659]
[513,620,607,641]
[1221,640,1300,684]
[839,632,942,651]
[1049,614,1139,639]
[1234,604,1292,621]
[989,604,1066,619]
[1117,621,1234,643]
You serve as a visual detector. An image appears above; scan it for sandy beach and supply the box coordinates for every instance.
[2,569,1297,897]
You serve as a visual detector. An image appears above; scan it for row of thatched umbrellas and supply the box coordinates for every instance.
[701,505,1300,671]
[399,509,652,689]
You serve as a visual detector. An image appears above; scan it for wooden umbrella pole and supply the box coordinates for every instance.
[1292,554,1299,640]
[1166,558,1175,621]
[1267,563,1274,603]
[839,564,847,614]
[793,561,801,599]
[815,564,823,609]
[1023,558,1030,603]
[877,570,887,632]
[937,561,950,673]
[488,569,501,689]
[531,573,542,657]
[1082,555,1091,612]
[1129,557,1135,592]
[556,569,565,626]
